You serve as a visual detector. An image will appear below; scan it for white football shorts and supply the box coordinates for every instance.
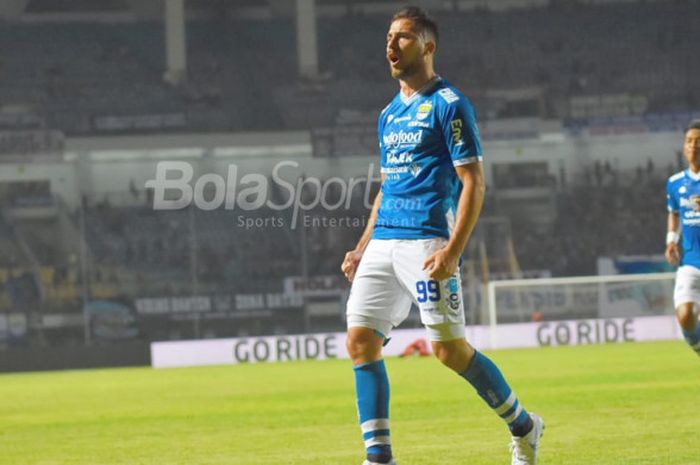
[346,238,465,342]
[674,265,700,308]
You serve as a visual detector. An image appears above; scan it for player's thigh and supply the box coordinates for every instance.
[346,240,413,335]
[392,238,466,341]
[674,265,700,310]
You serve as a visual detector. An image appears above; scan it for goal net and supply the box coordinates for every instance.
[486,272,676,326]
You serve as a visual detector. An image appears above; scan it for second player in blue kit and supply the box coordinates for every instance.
[665,120,700,357]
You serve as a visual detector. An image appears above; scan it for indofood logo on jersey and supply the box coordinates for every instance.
[680,195,700,209]
[416,101,432,120]
[383,130,423,149]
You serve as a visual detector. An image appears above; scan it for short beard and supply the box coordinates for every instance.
[390,61,421,80]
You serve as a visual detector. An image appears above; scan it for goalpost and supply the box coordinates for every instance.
[486,272,676,328]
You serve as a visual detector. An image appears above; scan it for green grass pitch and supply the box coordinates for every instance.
[0,340,697,465]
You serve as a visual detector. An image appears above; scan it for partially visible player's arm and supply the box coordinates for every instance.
[354,175,385,253]
[423,162,485,280]
[665,211,680,265]
[341,174,385,282]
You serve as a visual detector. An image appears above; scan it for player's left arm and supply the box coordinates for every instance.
[423,162,485,280]
[423,93,484,280]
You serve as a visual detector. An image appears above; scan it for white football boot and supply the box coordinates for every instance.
[510,413,544,465]
[362,460,397,465]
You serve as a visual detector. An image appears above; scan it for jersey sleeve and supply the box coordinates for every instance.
[440,96,482,167]
[667,179,679,213]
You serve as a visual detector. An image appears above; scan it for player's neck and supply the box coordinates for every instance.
[689,165,700,175]
[399,69,438,98]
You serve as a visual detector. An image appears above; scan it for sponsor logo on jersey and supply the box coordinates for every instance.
[381,166,410,174]
[416,101,432,120]
[408,121,430,128]
[386,152,413,165]
[681,196,700,209]
[683,206,700,225]
[442,278,461,311]
[446,293,461,311]
[392,115,411,124]
[438,88,459,104]
[447,277,459,293]
[446,277,461,310]
[450,118,464,147]
[410,163,422,177]
[383,130,424,149]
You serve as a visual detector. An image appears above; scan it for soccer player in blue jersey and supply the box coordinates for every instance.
[340,7,543,465]
[665,120,700,357]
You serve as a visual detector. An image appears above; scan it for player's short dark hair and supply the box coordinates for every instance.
[391,6,439,46]
[686,119,700,132]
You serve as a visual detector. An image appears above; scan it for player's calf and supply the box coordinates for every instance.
[431,337,474,372]
[354,360,393,465]
[676,303,700,357]
[459,351,535,438]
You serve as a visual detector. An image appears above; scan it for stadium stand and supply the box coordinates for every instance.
[0,1,697,135]
[0,0,694,349]
[512,160,671,277]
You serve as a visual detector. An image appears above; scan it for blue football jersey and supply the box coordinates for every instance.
[373,77,482,240]
[667,169,700,268]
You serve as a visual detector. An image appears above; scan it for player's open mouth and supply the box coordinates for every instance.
[388,53,400,65]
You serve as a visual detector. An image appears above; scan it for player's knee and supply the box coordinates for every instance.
[432,340,474,373]
[432,344,452,366]
[346,327,382,364]
[676,304,697,330]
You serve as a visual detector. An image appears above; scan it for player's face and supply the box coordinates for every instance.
[386,18,430,80]
[684,128,700,167]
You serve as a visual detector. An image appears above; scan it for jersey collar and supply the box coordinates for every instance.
[399,76,441,105]
[687,169,700,181]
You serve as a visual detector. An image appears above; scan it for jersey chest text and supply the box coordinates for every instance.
[676,181,700,226]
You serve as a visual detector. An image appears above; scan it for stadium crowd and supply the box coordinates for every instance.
[0,1,697,134]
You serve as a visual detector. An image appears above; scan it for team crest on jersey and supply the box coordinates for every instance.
[680,186,687,194]
[387,114,395,124]
[416,101,432,120]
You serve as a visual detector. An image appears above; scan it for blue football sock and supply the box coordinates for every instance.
[460,351,532,437]
[681,323,700,356]
[354,360,392,463]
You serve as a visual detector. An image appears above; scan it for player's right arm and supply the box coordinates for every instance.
[341,174,385,282]
[665,211,680,265]
[342,108,390,282]
[665,177,681,265]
